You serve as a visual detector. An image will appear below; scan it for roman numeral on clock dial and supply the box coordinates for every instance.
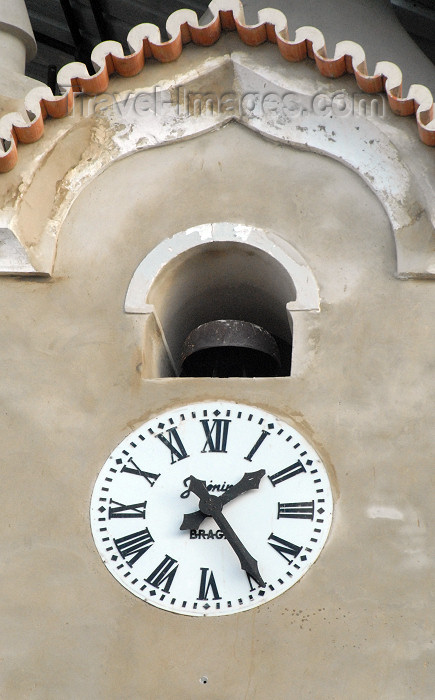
[109,499,147,519]
[267,533,302,563]
[145,555,179,593]
[246,572,263,592]
[277,501,314,520]
[197,568,221,600]
[121,457,160,486]
[201,419,231,453]
[244,430,270,462]
[114,528,154,566]
[268,460,306,486]
[156,427,189,464]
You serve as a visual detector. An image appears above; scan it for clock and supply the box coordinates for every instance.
[90,401,333,616]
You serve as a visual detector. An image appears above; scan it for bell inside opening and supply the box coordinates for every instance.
[180,320,284,378]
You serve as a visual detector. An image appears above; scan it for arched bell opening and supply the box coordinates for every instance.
[125,223,320,379]
[145,242,295,377]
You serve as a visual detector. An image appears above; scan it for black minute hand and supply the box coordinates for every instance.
[210,508,266,587]
[180,469,265,531]
[182,475,266,587]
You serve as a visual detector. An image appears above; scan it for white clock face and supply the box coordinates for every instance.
[90,401,333,616]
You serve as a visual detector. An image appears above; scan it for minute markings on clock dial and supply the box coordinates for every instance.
[90,402,333,616]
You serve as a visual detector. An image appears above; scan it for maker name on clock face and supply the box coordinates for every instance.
[90,401,333,616]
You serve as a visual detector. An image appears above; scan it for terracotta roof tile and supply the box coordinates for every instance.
[0,0,433,173]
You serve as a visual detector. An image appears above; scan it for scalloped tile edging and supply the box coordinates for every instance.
[0,0,434,174]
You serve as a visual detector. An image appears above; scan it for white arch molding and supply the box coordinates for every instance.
[125,222,320,378]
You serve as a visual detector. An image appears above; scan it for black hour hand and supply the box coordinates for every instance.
[180,470,265,531]
[219,469,265,507]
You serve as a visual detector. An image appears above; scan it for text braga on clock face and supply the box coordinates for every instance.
[90,401,333,616]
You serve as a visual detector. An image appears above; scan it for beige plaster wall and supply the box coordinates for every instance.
[1,125,433,699]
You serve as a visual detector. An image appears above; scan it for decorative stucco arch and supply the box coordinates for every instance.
[1,32,434,277]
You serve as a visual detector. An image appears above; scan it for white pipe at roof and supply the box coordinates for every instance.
[0,0,36,74]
